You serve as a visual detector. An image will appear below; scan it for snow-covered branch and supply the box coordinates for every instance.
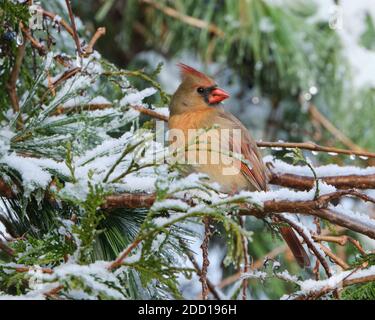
[289,266,375,300]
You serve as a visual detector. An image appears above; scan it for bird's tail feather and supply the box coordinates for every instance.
[279,226,311,268]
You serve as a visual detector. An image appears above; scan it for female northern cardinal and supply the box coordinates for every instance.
[168,63,310,268]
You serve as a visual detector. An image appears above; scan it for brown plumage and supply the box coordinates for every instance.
[169,63,310,268]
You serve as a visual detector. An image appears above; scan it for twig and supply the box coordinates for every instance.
[318,243,349,270]
[6,41,26,129]
[41,67,81,102]
[200,217,212,300]
[108,238,142,270]
[52,102,169,121]
[181,240,221,300]
[258,141,375,159]
[269,172,375,191]
[308,103,365,152]
[14,266,54,274]
[82,27,106,57]
[141,0,224,37]
[20,22,46,55]
[218,245,287,289]
[101,190,375,239]
[42,10,74,36]
[116,104,374,158]
[238,217,250,300]
[44,285,64,298]
[0,240,15,257]
[294,267,375,300]
[131,105,169,122]
[53,102,113,115]
[65,0,82,56]
[312,235,366,255]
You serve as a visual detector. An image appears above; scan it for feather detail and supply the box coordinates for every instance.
[177,63,214,86]
[279,226,311,268]
[177,63,206,79]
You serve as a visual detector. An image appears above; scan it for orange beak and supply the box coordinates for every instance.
[208,88,230,104]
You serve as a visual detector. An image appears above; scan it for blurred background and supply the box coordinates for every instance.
[66,0,375,299]
[67,0,375,150]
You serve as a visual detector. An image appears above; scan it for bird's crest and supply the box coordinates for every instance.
[177,63,213,85]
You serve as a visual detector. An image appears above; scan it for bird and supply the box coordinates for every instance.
[168,63,310,268]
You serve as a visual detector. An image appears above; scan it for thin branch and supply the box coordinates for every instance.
[218,245,287,289]
[108,238,142,270]
[41,67,81,102]
[141,0,224,37]
[318,243,350,270]
[116,104,374,158]
[131,106,168,121]
[65,0,82,56]
[200,217,211,300]
[269,172,375,190]
[308,103,365,152]
[0,240,15,257]
[181,240,221,300]
[53,102,112,115]
[14,266,53,274]
[82,27,106,57]
[102,191,375,239]
[6,41,26,128]
[258,141,375,159]
[312,235,366,255]
[238,216,250,300]
[20,22,46,55]
[294,266,375,300]
[44,285,64,298]
[42,10,74,36]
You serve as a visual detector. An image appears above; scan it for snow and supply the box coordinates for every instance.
[152,199,190,212]
[120,88,157,106]
[0,154,52,194]
[241,270,267,281]
[63,95,111,108]
[29,261,126,299]
[297,265,375,295]
[236,181,336,204]
[265,156,375,177]
[329,203,375,229]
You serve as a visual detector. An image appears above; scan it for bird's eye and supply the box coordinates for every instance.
[197,87,205,94]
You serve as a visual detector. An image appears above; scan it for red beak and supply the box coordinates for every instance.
[208,88,230,104]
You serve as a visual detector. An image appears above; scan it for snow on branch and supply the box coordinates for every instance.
[288,266,375,300]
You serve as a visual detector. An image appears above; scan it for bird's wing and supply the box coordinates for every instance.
[215,110,269,192]
[213,110,310,268]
